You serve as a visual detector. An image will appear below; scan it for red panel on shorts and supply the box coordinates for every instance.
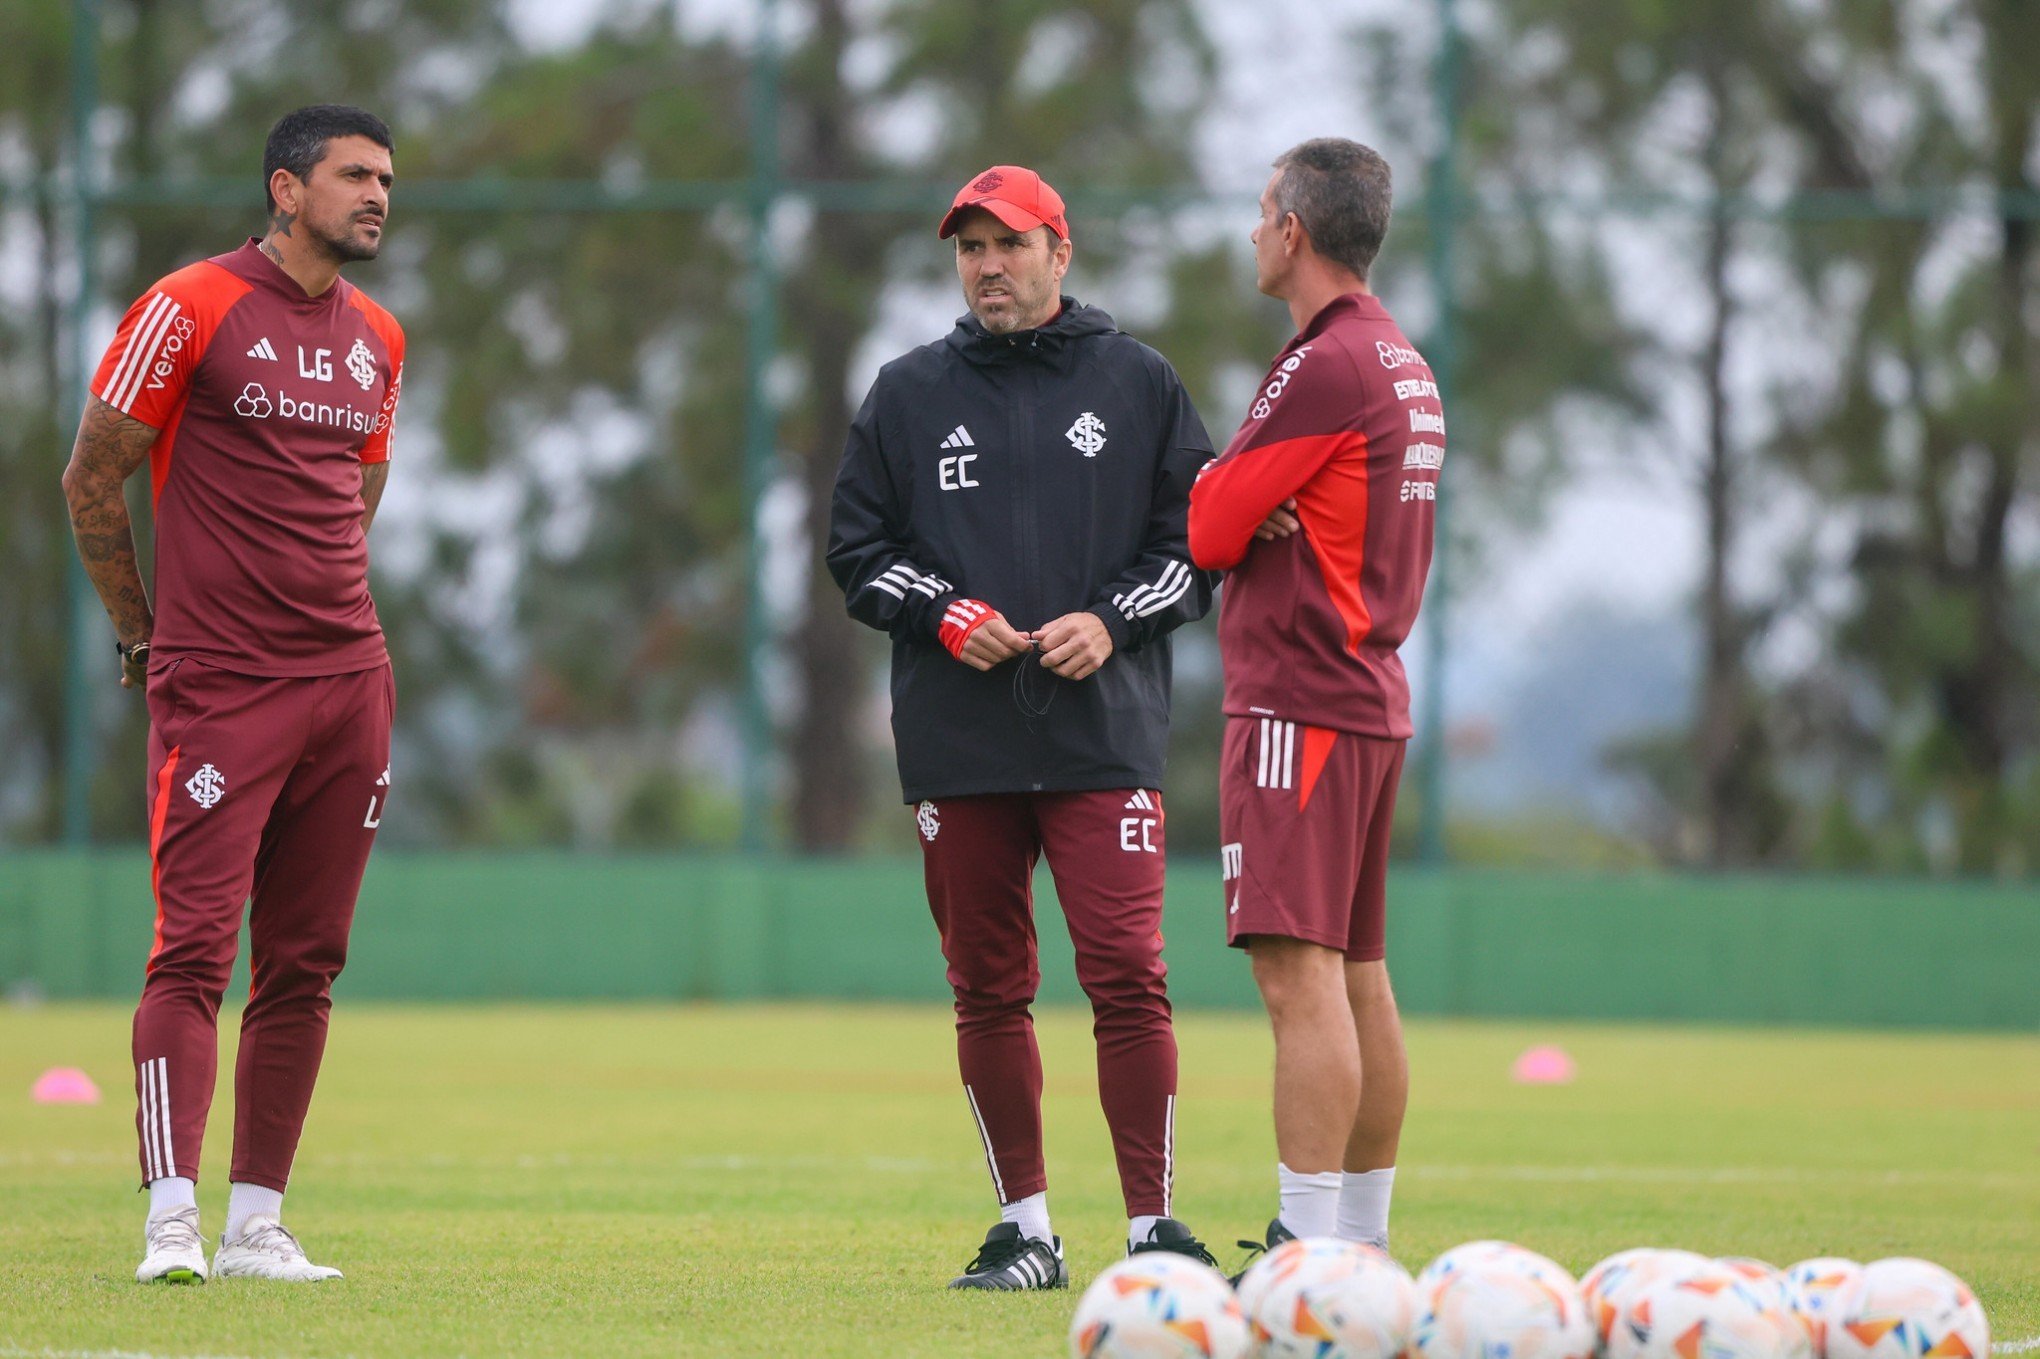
[1219,717,1406,961]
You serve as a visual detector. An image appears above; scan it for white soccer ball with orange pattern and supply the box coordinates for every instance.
[1581,1248,1713,1348]
[1607,1259,1811,1359]
[1236,1237,1416,1359]
[1783,1257,1865,1354]
[1412,1240,1595,1359]
[1823,1258,1988,1359]
[1069,1253,1253,1359]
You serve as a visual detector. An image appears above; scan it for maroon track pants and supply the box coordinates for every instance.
[915,788,1177,1218]
[134,658,393,1191]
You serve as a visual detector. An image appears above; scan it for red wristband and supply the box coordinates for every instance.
[939,599,995,659]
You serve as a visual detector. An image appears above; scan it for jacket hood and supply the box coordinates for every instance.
[943,296,1118,366]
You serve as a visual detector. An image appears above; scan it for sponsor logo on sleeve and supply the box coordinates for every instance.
[142,315,197,393]
[1251,345,1314,420]
[1402,442,1445,471]
[1400,480,1437,502]
[1408,408,1446,434]
[1394,377,1440,401]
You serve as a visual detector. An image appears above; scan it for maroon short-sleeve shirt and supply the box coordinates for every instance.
[92,239,405,678]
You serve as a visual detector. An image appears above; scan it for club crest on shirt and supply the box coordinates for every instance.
[185,763,227,809]
[346,338,377,390]
[1065,411,1107,457]
[917,800,941,841]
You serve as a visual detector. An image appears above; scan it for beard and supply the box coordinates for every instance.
[311,212,383,263]
[970,279,1054,334]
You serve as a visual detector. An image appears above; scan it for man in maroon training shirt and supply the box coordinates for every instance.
[62,105,404,1284]
[1188,139,1439,1259]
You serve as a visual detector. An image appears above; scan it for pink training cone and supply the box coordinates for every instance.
[31,1067,101,1105]
[1511,1046,1576,1085]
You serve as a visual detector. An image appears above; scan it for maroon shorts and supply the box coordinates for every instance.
[1219,717,1406,961]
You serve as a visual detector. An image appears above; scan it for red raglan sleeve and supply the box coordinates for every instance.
[90,263,238,429]
[351,295,405,465]
[1188,340,1368,572]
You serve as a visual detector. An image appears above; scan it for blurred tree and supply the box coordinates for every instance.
[1444,0,2036,873]
[0,5,73,839]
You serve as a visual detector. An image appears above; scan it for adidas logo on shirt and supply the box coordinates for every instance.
[939,425,975,450]
[1123,789,1157,812]
[247,337,278,361]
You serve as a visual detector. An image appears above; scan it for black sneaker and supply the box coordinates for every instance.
[1228,1217,1297,1286]
[948,1222,1068,1291]
[1128,1217,1220,1267]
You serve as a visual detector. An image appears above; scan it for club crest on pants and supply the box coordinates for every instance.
[917,800,941,841]
[184,763,226,809]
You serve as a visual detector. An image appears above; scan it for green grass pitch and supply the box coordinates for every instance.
[1,1003,2034,1357]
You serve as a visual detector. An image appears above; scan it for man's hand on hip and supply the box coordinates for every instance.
[1033,612,1114,681]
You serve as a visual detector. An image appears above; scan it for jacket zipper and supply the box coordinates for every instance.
[1014,346,1045,785]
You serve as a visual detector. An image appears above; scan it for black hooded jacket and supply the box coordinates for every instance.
[827,298,1217,802]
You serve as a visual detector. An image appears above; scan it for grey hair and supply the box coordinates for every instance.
[1270,138,1392,280]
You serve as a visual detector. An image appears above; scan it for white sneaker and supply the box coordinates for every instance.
[212,1217,343,1282]
[137,1204,207,1283]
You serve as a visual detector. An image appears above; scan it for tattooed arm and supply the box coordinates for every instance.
[61,397,158,688]
[361,461,389,535]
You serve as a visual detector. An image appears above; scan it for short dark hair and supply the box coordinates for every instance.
[263,105,393,212]
[1271,138,1392,280]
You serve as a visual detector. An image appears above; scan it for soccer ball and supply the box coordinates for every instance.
[1580,1249,1713,1347]
[1824,1258,1989,1359]
[1069,1254,1253,1359]
[1607,1259,1811,1359]
[1236,1237,1416,1359]
[1715,1257,1792,1314]
[1783,1258,1866,1354]
[1412,1240,1595,1359]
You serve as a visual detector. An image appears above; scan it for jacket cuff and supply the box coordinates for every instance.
[1091,604,1136,653]
[919,592,963,644]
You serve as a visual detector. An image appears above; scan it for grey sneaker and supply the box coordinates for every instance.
[948,1222,1068,1291]
[212,1217,342,1282]
[137,1203,207,1284]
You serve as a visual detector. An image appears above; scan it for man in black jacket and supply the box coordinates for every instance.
[827,165,1219,1290]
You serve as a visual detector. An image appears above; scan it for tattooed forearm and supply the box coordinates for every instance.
[61,397,159,647]
[360,460,390,535]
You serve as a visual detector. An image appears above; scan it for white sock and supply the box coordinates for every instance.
[1336,1166,1396,1246]
[147,1176,197,1217]
[1277,1163,1342,1239]
[1129,1214,1163,1249]
[225,1182,284,1243]
[1001,1190,1052,1244]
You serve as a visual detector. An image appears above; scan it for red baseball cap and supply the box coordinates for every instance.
[938,165,1069,241]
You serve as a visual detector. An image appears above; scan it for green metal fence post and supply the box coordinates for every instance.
[737,0,783,852]
[1416,0,1462,865]
[60,0,102,845]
